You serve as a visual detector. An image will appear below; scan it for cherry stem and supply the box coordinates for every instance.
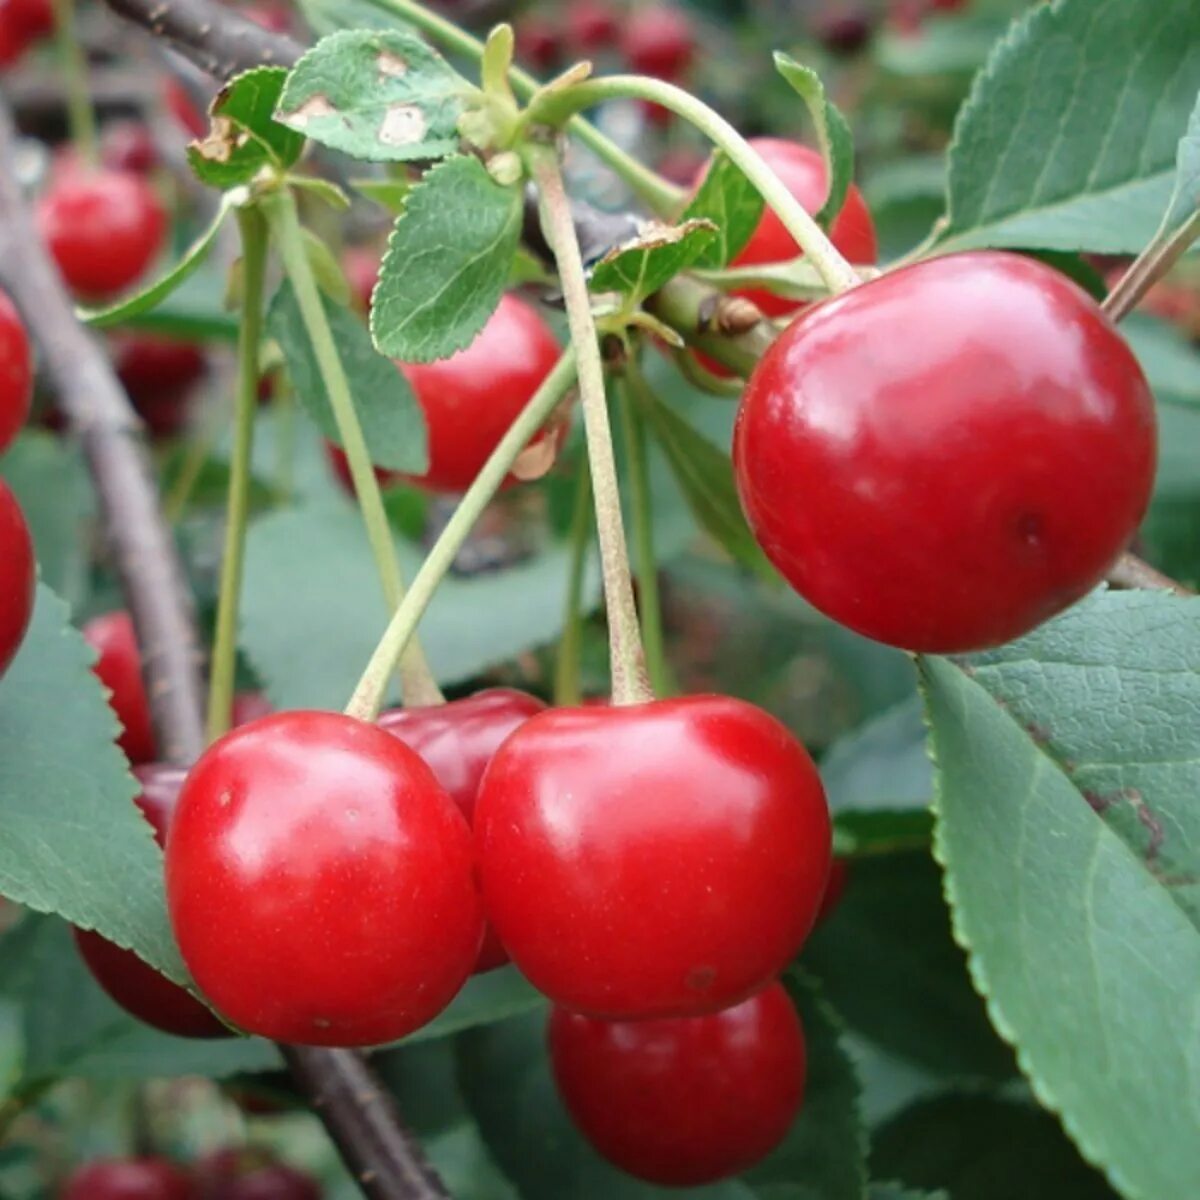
[530,142,653,707]
[1103,208,1200,324]
[262,187,444,709]
[205,206,267,743]
[52,0,99,166]
[344,348,579,723]
[364,0,683,216]
[530,76,861,296]
[554,457,593,705]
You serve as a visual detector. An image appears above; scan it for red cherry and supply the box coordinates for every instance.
[194,1149,320,1200]
[565,0,618,53]
[621,5,694,80]
[163,76,208,138]
[398,294,563,494]
[549,982,805,1185]
[812,4,874,54]
[60,1158,192,1200]
[815,858,848,923]
[165,711,484,1045]
[74,763,230,1038]
[100,121,159,174]
[515,13,562,72]
[0,14,30,65]
[735,251,1157,653]
[342,245,380,314]
[82,611,156,764]
[113,334,207,439]
[322,440,403,494]
[930,0,968,10]
[232,690,273,727]
[1,0,51,43]
[379,688,546,973]
[475,695,831,1018]
[37,169,166,300]
[0,480,34,680]
[0,286,33,452]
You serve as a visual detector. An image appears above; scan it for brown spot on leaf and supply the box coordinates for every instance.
[378,103,427,147]
[377,50,409,78]
[279,93,338,129]
[191,116,249,163]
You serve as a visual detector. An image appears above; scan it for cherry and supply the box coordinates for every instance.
[549,982,806,1185]
[60,1158,192,1200]
[0,480,34,680]
[83,611,156,764]
[100,121,159,174]
[342,245,380,314]
[74,763,230,1038]
[38,168,166,300]
[379,688,546,972]
[0,286,32,453]
[4,0,52,40]
[193,1149,320,1200]
[812,4,874,55]
[515,13,562,72]
[565,0,618,53]
[0,13,28,65]
[815,858,848,924]
[621,5,694,80]
[163,76,208,138]
[735,251,1157,653]
[165,711,484,1045]
[113,334,207,439]
[474,695,831,1018]
[232,690,273,727]
[398,294,563,494]
[930,0,968,10]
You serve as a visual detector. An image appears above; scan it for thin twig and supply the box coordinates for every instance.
[1103,209,1200,324]
[1107,552,1193,596]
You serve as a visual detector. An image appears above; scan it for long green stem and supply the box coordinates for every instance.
[206,208,268,742]
[262,188,444,708]
[365,0,683,216]
[530,143,652,706]
[345,349,579,721]
[532,76,860,295]
[554,458,593,706]
[52,0,97,165]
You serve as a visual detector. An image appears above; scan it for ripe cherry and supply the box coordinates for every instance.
[515,13,562,72]
[163,76,208,138]
[60,1158,192,1200]
[812,4,874,54]
[379,688,546,972]
[100,121,158,174]
[0,286,33,453]
[398,294,563,494]
[83,611,156,764]
[815,858,848,924]
[621,4,694,80]
[165,711,484,1045]
[735,251,1157,653]
[565,0,618,53]
[232,690,272,727]
[342,245,380,314]
[0,480,34,680]
[74,763,230,1038]
[4,0,52,40]
[113,334,207,438]
[193,1148,320,1200]
[0,14,27,65]
[475,695,831,1018]
[549,982,806,1185]
[37,168,166,300]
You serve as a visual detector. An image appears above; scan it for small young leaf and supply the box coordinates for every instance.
[302,227,352,305]
[589,218,717,300]
[188,66,304,189]
[289,174,352,210]
[268,281,428,473]
[371,156,523,363]
[352,176,412,215]
[773,53,854,226]
[684,153,765,269]
[275,29,478,163]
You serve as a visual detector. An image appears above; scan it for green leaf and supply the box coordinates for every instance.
[589,219,717,302]
[871,1091,1118,1199]
[921,588,1200,1199]
[188,67,304,189]
[276,29,477,162]
[875,12,1009,78]
[268,280,428,473]
[78,195,235,329]
[685,153,765,269]
[1160,90,1200,232]
[371,156,523,363]
[352,176,412,215]
[868,1186,948,1200]
[398,967,542,1047]
[772,53,854,226]
[938,0,1200,253]
[120,267,241,343]
[1125,313,1200,409]
[297,0,410,38]
[0,587,185,983]
[821,698,932,816]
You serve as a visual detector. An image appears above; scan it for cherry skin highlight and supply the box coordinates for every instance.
[0,480,34,680]
[734,251,1158,653]
[165,711,484,1045]
[398,294,562,494]
[0,286,32,452]
[82,610,156,764]
[74,763,230,1039]
[549,982,806,1185]
[475,695,831,1018]
[60,1158,193,1200]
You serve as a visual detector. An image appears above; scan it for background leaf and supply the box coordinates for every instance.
[685,153,766,269]
[589,219,717,301]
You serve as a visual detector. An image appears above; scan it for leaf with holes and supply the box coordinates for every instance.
[938,0,1200,253]
[371,156,523,362]
[684,153,765,270]
[276,29,477,162]
[922,588,1200,1199]
[589,219,717,301]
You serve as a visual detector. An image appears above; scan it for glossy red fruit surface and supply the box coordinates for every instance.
[621,4,694,79]
[0,480,34,680]
[475,695,831,1018]
[399,294,562,494]
[37,169,166,299]
[60,1158,193,1200]
[166,711,484,1045]
[83,610,156,764]
[0,286,32,452]
[4,0,52,39]
[735,251,1157,653]
[549,982,806,1185]
[75,763,230,1038]
[113,334,206,438]
[100,121,158,174]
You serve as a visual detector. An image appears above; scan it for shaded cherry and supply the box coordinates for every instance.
[549,982,805,1185]
[565,0,618,53]
[342,245,380,314]
[621,4,694,80]
[815,858,848,924]
[5,0,52,39]
[0,286,33,452]
[475,695,831,1018]
[113,334,207,439]
[60,1158,192,1200]
[323,440,403,494]
[515,12,562,72]
[0,479,34,680]
[232,690,273,727]
[163,76,208,138]
[193,1148,320,1200]
[812,3,874,54]
[83,611,156,764]
[735,251,1157,653]
[166,711,484,1045]
[100,121,158,174]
